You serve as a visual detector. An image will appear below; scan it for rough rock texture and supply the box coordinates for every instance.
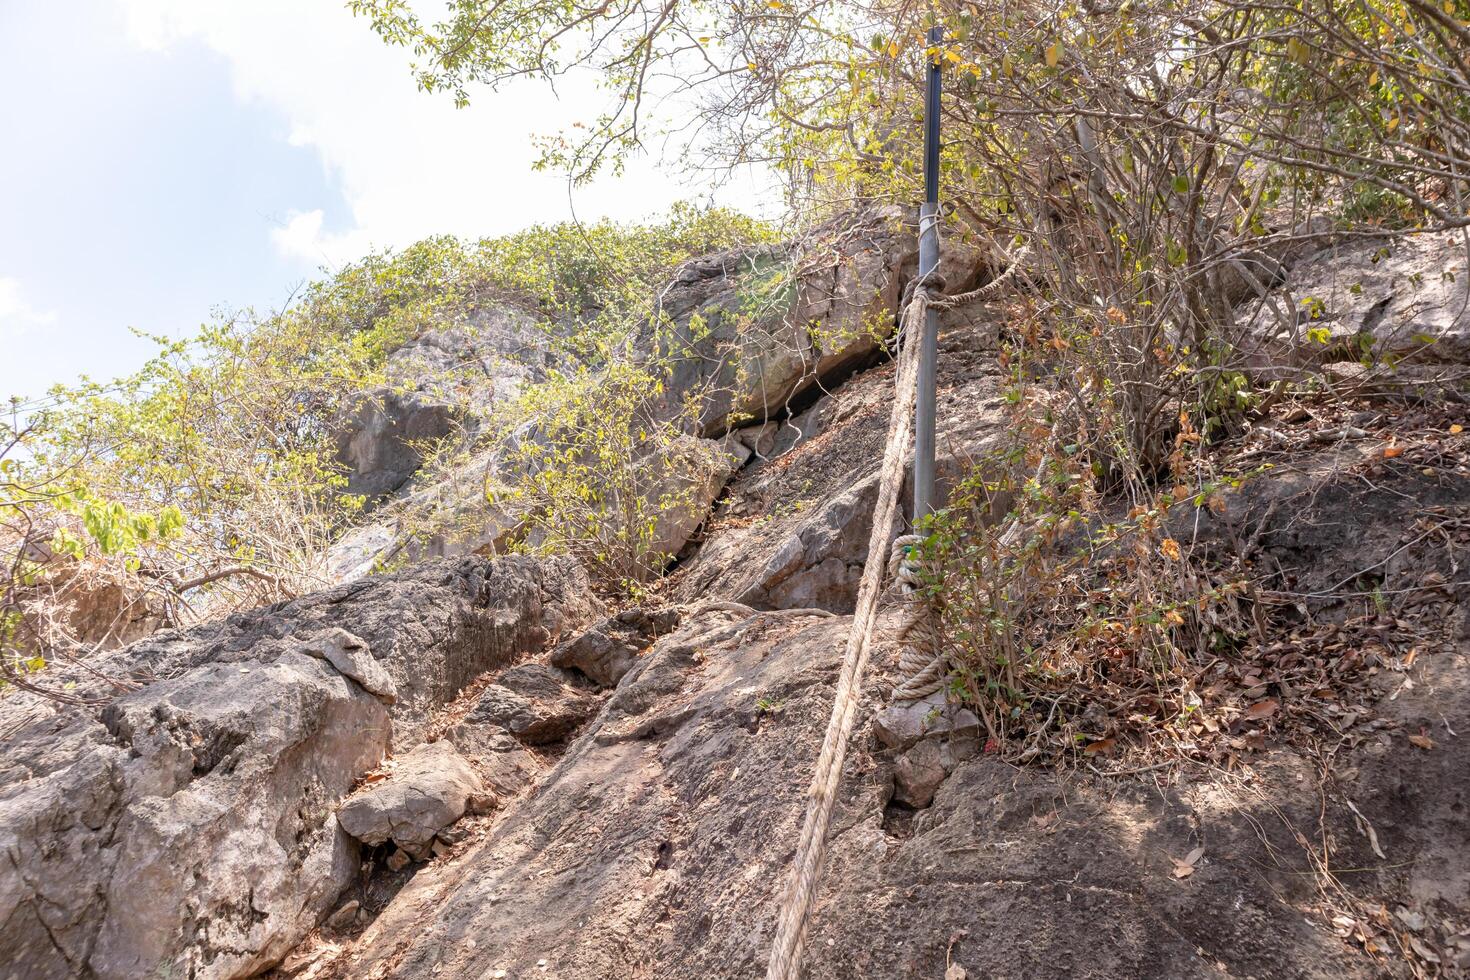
[0,648,385,980]
[443,724,545,799]
[549,605,682,687]
[336,741,484,859]
[644,208,988,436]
[641,435,741,561]
[873,688,981,751]
[300,627,398,703]
[464,663,599,745]
[335,306,549,501]
[0,555,593,980]
[324,209,990,585]
[1244,230,1470,366]
[670,309,1011,612]
[308,428,1469,979]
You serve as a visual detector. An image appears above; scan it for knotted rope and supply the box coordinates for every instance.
[888,534,948,701]
[764,239,1029,980]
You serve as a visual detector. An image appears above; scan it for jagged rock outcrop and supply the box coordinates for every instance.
[330,464,1470,978]
[463,663,598,745]
[549,605,682,686]
[0,555,593,980]
[670,312,1011,612]
[8,215,1470,980]
[323,209,991,586]
[335,305,550,501]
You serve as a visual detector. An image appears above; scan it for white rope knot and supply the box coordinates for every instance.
[887,533,948,702]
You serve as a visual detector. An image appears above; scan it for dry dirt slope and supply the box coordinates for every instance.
[301,412,1470,979]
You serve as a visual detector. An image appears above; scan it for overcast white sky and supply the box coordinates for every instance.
[0,0,779,402]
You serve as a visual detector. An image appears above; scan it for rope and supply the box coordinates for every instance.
[764,287,928,980]
[888,534,948,701]
[764,237,1030,980]
[930,242,1033,310]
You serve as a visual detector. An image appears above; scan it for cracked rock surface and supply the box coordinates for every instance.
[0,555,592,980]
[336,741,485,859]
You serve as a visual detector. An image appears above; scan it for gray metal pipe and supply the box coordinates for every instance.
[913,25,943,522]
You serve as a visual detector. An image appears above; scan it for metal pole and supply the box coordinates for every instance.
[913,24,943,521]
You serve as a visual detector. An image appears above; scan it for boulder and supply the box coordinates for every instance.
[643,207,988,436]
[300,627,397,703]
[0,554,595,980]
[641,435,740,562]
[872,689,982,752]
[550,606,683,687]
[336,741,485,860]
[670,320,1010,613]
[465,664,599,745]
[444,724,545,798]
[324,211,992,584]
[891,739,947,808]
[890,734,981,808]
[335,305,550,501]
[1,651,387,980]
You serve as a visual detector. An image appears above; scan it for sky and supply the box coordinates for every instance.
[0,0,778,404]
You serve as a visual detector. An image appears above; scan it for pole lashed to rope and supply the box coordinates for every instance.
[764,288,929,980]
[913,23,945,523]
[762,240,1032,978]
[764,29,947,979]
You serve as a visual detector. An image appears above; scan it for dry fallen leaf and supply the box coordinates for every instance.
[946,964,968,980]
[1409,936,1442,964]
[1171,846,1204,878]
[1383,444,1404,458]
[1244,698,1280,721]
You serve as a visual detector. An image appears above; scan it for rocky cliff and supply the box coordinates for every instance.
[3,222,1469,979]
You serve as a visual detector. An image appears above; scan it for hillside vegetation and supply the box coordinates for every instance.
[1,206,770,694]
[3,0,1470,976]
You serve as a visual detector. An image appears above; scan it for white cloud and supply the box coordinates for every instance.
[0,277,59,339]
[269,209,374,267]
[116,0,777,269]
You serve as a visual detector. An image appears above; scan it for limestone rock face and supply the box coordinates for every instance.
[324,209,991,586]
[872,689,982,752]
[336,741,484,859]
[466,664,599,745]
[550,606,682,687]
[301,627,398,703]
[1243,230,1470,365]
[445,724,545,798]
[335,305,549,501]
[642,208,988,436]
[323,481,1470,980]
[0,555,593,980]
[670,317,1011,613]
